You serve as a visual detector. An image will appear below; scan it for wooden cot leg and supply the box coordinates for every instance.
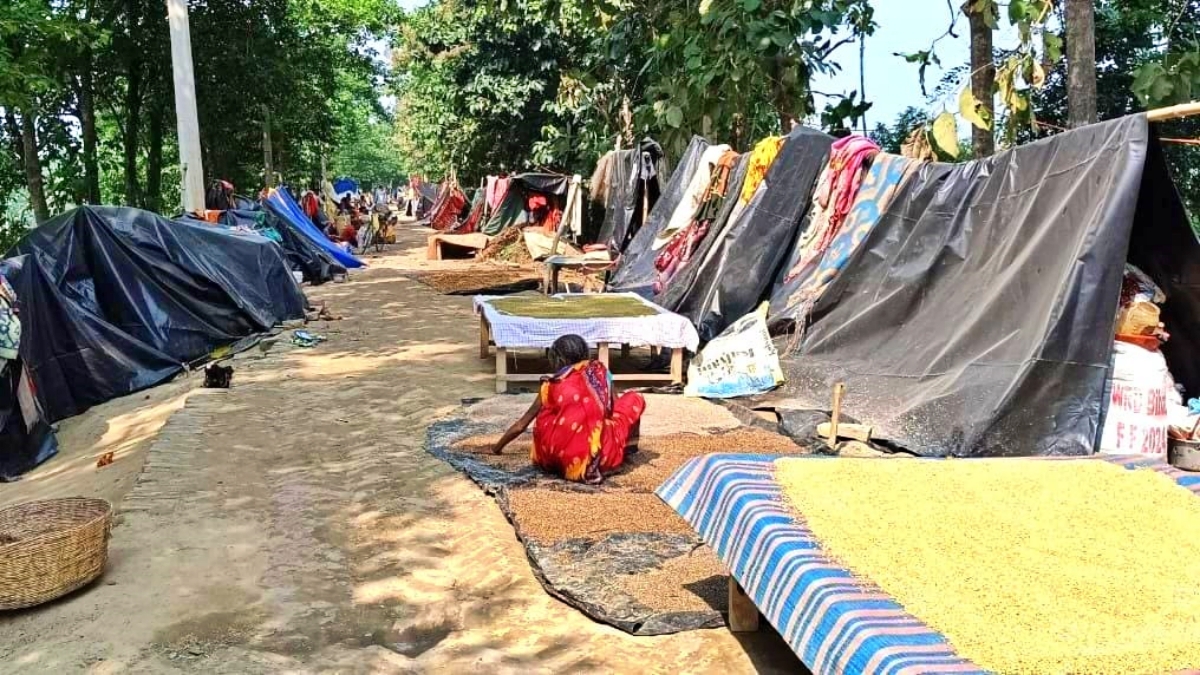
[598,343,610,369]
[670,348,684,384]
[728,577,760,633]
[479,318,491,359]
[495,348,508,394]
[550,265,562,295]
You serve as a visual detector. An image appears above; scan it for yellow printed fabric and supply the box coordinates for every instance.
[739,136,784,204]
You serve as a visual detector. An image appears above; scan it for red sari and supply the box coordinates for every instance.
[532,360,645,483]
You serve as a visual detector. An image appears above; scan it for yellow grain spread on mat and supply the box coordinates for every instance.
[489,295,658,319]
[774,458,1200,674]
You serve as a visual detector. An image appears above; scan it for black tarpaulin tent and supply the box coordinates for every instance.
[6,206,308,422]
[594,138,667,253]
[181,207,346,285]
[658,126,834,341]
[764,114,1200,458]
[608,136,712,296]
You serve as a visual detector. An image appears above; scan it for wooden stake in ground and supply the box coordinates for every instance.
[828,382,846,447]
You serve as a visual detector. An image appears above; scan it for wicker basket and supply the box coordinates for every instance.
[0,498,113,610]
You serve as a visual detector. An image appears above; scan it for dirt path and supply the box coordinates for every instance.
[0,227,800,674]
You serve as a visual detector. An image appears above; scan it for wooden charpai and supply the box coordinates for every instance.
[0,497,113,610]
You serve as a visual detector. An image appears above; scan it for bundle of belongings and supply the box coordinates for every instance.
[1102,264,1185,458]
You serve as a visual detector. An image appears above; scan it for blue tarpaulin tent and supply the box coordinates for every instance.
[333,178,358,201]
[265,187,365,269]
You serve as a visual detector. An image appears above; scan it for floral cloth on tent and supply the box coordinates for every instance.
[0,274,20,362]
[782,152,919,313]
[785,135,880,282]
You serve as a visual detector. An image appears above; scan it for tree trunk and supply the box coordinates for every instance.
[19,112,50,224]
[122,57,143,207]
[79,60,102,204]
[1066,0,1097,127]
[3,110,23,174]
[145,100,165,213]
[967,5,995,157]
[262,105,274,188]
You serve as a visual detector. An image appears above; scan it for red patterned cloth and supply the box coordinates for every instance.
[532,360,645,483]
[430,188,467,231]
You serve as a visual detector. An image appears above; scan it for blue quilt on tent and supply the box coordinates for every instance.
[265,187,364,269]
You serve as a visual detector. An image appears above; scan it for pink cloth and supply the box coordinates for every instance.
[486,176,511,210]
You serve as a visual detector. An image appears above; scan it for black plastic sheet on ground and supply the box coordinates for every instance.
[6,206,307,422]
[768,115,1200,458]
[425,414,723,635]
[608,137,711,297]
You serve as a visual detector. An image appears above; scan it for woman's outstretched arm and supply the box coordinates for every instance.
[491,397,542,454]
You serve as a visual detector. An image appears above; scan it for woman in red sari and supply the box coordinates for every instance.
[491,335,645,484]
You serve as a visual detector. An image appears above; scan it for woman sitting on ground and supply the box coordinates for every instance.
[492,335,644,484]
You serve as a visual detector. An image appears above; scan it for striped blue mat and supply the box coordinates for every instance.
[655,453,1199,675]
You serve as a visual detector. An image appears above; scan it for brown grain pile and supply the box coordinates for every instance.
[615,547,726,613]
[478,227,532,264]
[775,457,1200,674]
[609,429,803,491]
[507,489,695,542]
[407,268,539,294]
[452,433,533,471]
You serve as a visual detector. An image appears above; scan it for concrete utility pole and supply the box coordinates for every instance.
[166,0,205,212]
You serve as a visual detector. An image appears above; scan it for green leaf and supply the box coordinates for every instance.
[958,88,990,131]
[665,105,683,128]
[742,0,761,12]
[1043,33,1063,63]
[1008,0,1028,25]
[931,112,959,159]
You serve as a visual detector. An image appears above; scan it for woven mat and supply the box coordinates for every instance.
[425,396,809,635]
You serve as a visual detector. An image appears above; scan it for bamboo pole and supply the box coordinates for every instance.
[1146,102,1200,123]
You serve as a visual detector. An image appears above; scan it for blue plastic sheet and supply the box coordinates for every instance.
[265,187,365,269]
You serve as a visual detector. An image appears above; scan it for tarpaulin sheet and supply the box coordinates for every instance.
[608,136,711,297]
[265,187,365,269]
[0,359,58,480]
[181,208,345,285]
[769,115,1197,457]
[660,126,832,340]
[596,138,665,253]
[6,206,307,422]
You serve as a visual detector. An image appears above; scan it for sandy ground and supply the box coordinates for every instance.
[0,226,801,674]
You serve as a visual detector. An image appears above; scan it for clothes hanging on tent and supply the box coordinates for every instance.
[739,136,785,204]
[770,153,918,327]
[653,150,740,294]
[487,176,511,211]
[655,144,732,250]
[590,152,615,204]
[784,135,879,283]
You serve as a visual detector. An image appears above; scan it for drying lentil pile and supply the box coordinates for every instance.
[406,267,540,295]
[774,457,1200,674]
[478,226,533,264]
[489,294,658,319]
[429,395,810,635]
